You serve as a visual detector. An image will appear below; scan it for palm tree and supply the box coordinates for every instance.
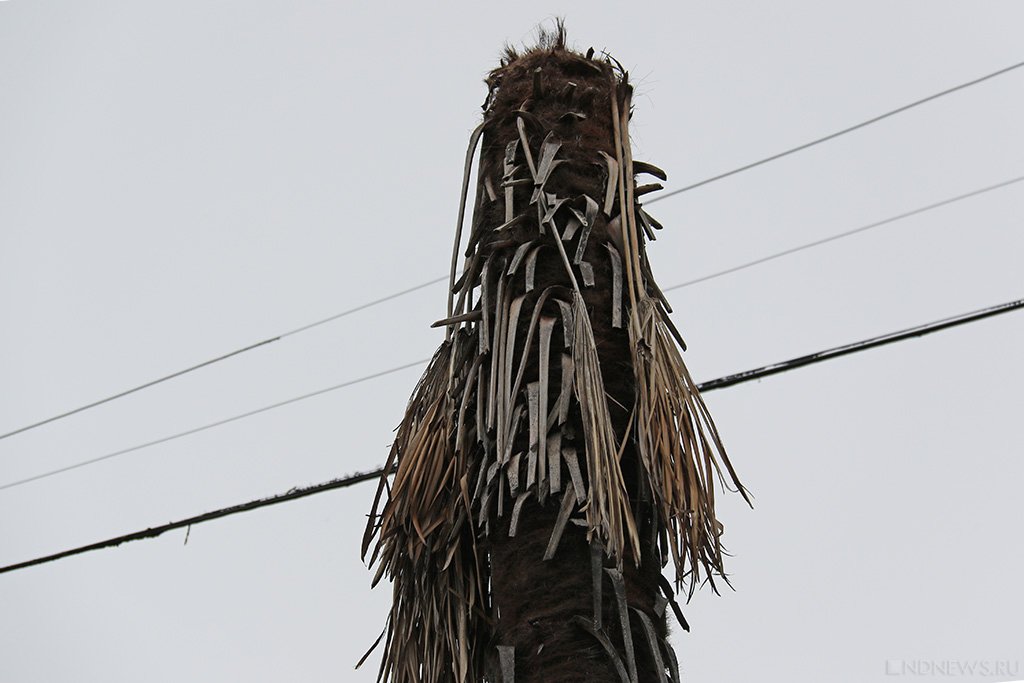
[361,25,748,683]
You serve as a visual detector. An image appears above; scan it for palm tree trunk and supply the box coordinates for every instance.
[361,25,747,683]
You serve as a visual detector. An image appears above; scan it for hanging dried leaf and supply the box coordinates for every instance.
[362,28,747,683]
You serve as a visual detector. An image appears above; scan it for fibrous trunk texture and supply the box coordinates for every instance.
[361,28,749,683]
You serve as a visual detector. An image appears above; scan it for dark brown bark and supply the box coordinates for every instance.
[362,26,744,683]
[478,38,669,683]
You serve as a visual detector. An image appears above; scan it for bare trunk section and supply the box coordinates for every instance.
[361,27,748,683]
[489,494,668,682]
[479,42,668,683]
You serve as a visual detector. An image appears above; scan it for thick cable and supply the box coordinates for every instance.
[3,295,1020,575]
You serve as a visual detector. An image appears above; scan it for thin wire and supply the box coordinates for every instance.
[660,174,1024,292]
[0,339,279,442]
[277,276,449,338]
[7,169,1020,447]
[0,359,429,492]
[2,295,1020,576]
[0,277,447,443]
[5,168,1023,491]
[5,59,1022,443]
[646,58,1024,203]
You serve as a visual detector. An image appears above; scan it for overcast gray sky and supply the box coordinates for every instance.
[1,2,1022,682]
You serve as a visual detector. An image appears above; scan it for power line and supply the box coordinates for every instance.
[646,58,1024,203]
[0,469,385,575]
[276,276,448,337]
[697,296,1024,391]
[0,339,279,442]
[4,167,1019,491]
[4,57,1021,443]
[2,294,1020,576]
[661,174,1024,292]
[0,277,447,443]
[4,173,1021,491]
[0,359,429,492]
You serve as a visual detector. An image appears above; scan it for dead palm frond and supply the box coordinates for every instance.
[361,26,748,683]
